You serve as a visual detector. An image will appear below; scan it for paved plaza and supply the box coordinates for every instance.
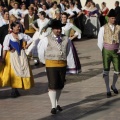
[0,38,120,120]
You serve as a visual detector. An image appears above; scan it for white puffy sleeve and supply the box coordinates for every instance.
[75,7,81,14]
[65,9,74,16]
[97,26,104,51]
[3,34,10,51]
[37,37,48,64]
[9,9,12,16]
[71,23,81,39]
[48,9,52,19]
[20,33,33,44]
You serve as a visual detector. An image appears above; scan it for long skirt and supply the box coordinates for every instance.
[67,42,81,74]
[83,16,100,37]
[0,52,34,89]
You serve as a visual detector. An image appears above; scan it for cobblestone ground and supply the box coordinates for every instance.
[0,39,120,120]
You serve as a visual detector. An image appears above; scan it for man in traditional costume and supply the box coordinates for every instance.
[24,6,38,37]
[98,9,120,97]
[38,20,80,114]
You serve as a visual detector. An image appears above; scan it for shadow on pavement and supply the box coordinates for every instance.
[0,61,103,98]
[37,93,120,120]
[66,67,103,84]
[0,82,48,99]
[77,55,91,60]
[33,72,46,78]
[81,61,102,67]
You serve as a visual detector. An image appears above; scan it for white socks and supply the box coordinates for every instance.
[48,90,62,108]
[56,90,61,106]
[112,74,118,89]
[104,75,110,92]
[48,91,56,108]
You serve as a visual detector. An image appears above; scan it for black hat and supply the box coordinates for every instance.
[108,9,116,17]
[50,19,64,29]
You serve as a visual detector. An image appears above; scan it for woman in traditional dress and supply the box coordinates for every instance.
[31,11,50,33]
[9,2,22,20]
[26,11,50,64]
[75,0,82,10]
[1,21,34,98]
[82,1,100,37]
[88,2,100,36]
[38,4,50,18]
[48,1,59,19]
[69,2,83,33]
[61,12,81,73]
[0,10,9,86]
[64,5,75,19]
[20,2,28,26]
[0,10,9,45]
[20,3,28,19]
[99,2,109,26]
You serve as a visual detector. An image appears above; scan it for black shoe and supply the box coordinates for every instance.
[56,105,63,111]
[15,89,21,96]
[111,86,118,94]
[11,88,20,98]
[11,91,18,98]
[34,60,39,66]
[107,92,112,98]
[34,62,39,66]
[51,108,57,114]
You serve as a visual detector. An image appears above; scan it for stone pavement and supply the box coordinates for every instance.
[0,39,120,120]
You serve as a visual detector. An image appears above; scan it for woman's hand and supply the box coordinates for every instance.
[69,36,74,40]
[69,35,78,41]
[24,42,32,49]
[36,28,39,32]
[10,49,15,53]
[24,45,29,49]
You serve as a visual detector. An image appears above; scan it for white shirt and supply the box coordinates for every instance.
[62,22,81,39]
[21,9,28,18]
[48,8,59,19]
[65,9,74,16]
[37,35,71,63]
[36,18,50,32]
[0,12,3,19]
[70,7,81,14]
[37,35,77,73]
[0,18,9,27]
[9,8,21,18]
